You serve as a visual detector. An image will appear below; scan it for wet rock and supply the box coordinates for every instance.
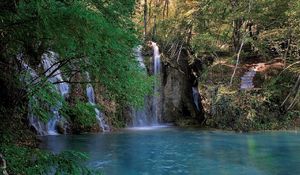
[161,50,204,123]
[56,120,67,134]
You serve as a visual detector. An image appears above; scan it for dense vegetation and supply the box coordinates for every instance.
[1,0,151,174]
[138,0,300,130]
[1,0,300,174]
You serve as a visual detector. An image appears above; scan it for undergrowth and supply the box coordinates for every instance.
[0,144,102,175]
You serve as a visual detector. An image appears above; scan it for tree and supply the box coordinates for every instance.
[0,0,153,110]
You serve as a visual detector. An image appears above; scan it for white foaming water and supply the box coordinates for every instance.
[127,124,172,131]
[151,41,161,124]
[46,110,60,135]
[86,84,96,104]
[131,107,148,127]
[42,51,69,97]
[152,42,161,75]
[86,73,110,132]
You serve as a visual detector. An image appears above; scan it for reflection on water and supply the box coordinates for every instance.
[40,128,300,175]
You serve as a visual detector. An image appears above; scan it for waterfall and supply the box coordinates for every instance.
[151,42,161,124]
[41,51,69,135]
[134,45,146,69]
[131,108,148,127]
[131,42,162,127]
[131,46,149,126]
[17,53,68,135]
[192,87,200,111]
[41,51,69,97]
[85,73,110,132]
[240,68,256,90]
[18,54,48,135]
[152,42,161,75]
[28,113,47,136]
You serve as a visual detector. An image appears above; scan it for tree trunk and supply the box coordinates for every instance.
[230,41,244,86]
[143,0,148,38]
[232,19,243,52]
[231,0,243,53]
[162,0,169,19]
[152,15,157,40]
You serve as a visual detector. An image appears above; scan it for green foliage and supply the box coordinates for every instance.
[1,1,155,172]
[203,84,299,131]
[27,79,66,122]
[63,101,97,127]
[0,144,102,175]
[36,0,152,106]
[1,0,153,109]
[142,0,300,130]
[110,106,128,128]
[263,71,296,103]
[143,0,300,64]
[285,110,300,120]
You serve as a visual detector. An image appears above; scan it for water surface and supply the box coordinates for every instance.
[40,128,300,175]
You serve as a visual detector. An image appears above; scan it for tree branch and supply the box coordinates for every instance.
[230,41,244,86]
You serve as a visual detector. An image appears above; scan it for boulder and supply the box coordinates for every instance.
[0,154,8,175]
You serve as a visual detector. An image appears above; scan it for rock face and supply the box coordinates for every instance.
[126,46,204,126]
[161,51,204,124]
[0,154,8,175]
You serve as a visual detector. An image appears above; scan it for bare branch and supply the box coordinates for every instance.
[230,41,244,86]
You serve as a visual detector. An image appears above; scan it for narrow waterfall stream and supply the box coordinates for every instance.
[85,73,109,132]
[151,41,161,124]
[240,68,256,90]
[192,87,201,111]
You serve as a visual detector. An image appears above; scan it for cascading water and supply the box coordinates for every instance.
[18,52,68,135]
[131,46,149,127]
[42,51,69,97]
[86,73,109,132]
[41,51,69,135]
[18,54,48,135]
[151,42,161,124]
[134,45,146,69]
[192,87,200,111]
[131,42,162,127]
